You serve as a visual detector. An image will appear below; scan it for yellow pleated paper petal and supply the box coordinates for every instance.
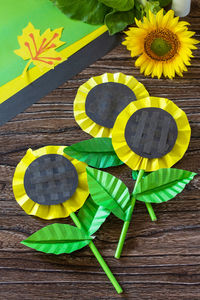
[13,146,89,220]
[74,72,149,138]
[112,97,191,172]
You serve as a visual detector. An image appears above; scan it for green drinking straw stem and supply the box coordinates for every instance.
[115,169,145,259]
[145,202,157,221]
[70,212,123,294]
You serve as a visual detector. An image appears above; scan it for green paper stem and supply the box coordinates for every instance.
[115,169,145,259]
[70,212,123,294]
[114,196,136,259]
[145,203,157,221]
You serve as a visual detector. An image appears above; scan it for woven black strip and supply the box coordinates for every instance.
[143,110,160,154]
[125,107,178,159]
[24,154,78,205]
[85,82,136,128]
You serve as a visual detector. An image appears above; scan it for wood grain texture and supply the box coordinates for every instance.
[0,1,200,299]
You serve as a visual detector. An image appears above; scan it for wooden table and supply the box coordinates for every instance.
[0,2,199,299]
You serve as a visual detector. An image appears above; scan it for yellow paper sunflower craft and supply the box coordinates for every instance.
[123,9,199,79]
[112,96,191,172]
[13,145,123,293]
[13,145,89,220]
[74,72,149,138]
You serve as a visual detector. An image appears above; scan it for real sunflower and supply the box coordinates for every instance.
[112,97,191,172]
[123,9,199,79]
[74,72,149,138]
[13,146,89,220]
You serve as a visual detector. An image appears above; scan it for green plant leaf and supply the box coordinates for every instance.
[134,0,144,19]
[105,8,135,35]
[87,167,131,220]
[51,0,168,36]
[158,0,172,7]
[99,0,135,11]
[21,223,93,254]
[143,1,161,17]
[64,138,123,168]
[133,168,197,203]
[134,0,162,19]
[78,196,110,235]
[51,0,111,25]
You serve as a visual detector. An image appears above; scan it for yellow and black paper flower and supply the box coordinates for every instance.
[13,146,123,293]
[74,72,149,138]
[13,146,89,220]
[112,97,191,171]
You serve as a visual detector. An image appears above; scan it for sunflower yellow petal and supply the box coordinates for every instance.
[123,8,199,79]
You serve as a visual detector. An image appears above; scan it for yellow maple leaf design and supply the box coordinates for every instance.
[14,22,66,75]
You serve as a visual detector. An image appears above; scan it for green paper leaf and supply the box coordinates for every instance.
[87,167,131,220]
[99,0,135,11]
[51,0,111,25]
[133,168,197,203]
[64,138,123,168]
[132,170,150,180]
[78,196,110,235]
[105,9,135,35]
[21,223,93,254]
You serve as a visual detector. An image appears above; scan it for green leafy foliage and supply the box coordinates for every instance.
[64,138,123,168]
[134,0,145,19]
[99,0,135,11]
[134,0,161,19]
[144,1,161,17]
[21,223,93,254]
[105,9,135,35]
[87,167,131,220]
[51,0,111,25]
[78,196,110,235]
[158,0,172,7]
[51,0,165,35]
[133,168,197,203]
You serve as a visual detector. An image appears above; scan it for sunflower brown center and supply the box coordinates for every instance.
[24,154,78,205]
[151,38,172,56]
[144,29,180,61]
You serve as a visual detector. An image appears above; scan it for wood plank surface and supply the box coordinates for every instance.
[0,1,200,299]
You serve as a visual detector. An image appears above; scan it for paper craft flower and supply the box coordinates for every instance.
[74,72,149,138]
[13,146,89,220]
[13,146,122,293]
[14,22,65,75]
[112,97,191,172]
[123,9,199,79]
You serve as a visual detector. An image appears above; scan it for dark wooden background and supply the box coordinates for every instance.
[0,1,200,299]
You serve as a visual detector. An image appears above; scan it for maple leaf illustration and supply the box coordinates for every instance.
[14,22,66,75]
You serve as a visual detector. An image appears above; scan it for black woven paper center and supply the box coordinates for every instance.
[24,154,78,205]
[85,82,136,128]
[125,107,178,159]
